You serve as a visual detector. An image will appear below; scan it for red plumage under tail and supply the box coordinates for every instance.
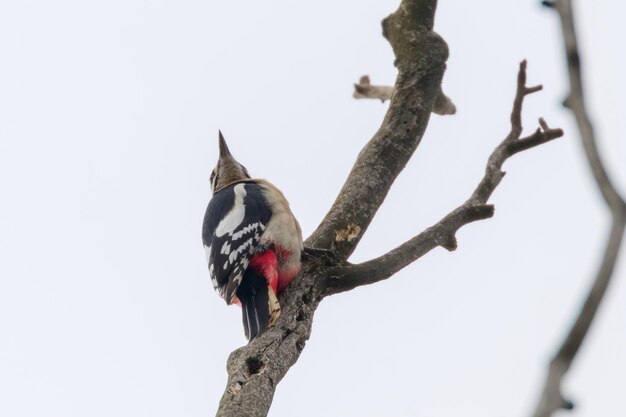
[236,267,281,340]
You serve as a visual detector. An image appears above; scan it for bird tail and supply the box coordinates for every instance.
[237,268,281,340]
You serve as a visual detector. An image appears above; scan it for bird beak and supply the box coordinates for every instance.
[218,130,233,160]
[214,130,249,188]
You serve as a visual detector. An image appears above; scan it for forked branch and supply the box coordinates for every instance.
[306,0,447,259]
[215,1,569,416]
[326,61,563,294]
[217,1,449,416]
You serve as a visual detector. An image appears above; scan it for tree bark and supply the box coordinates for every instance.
[215,2,563,416]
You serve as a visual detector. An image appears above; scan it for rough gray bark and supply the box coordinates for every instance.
[327,63,562,293]
[306,1,448,260]
[531,2,626,417]
[215,1,563,416]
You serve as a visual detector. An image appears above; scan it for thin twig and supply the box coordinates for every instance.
[353,77,456,115]
[327,61,563,294]
[531,1,626,417]
[353,75,394,102]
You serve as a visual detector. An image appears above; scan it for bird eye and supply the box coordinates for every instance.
[210,169,218,191]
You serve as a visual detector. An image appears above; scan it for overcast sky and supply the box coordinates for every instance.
[1,1,624,416]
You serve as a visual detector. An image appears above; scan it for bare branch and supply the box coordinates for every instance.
[216,260,326,417]
[216,1,448,416]
[353,77,456,115]
[306,0,447,259]
[549,1,625,212]
[531,1,626,416]
[326,204,494,293]
[326,61,563,294]
[532,218,625,417]
[353,75,394,102]
[432,86,457,115]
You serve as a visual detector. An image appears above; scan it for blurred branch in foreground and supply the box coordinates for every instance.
[531,1,626,417]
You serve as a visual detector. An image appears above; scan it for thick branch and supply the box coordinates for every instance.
[327,61,563,294]
[216,1,446,416]
[531,2,626,417]
[306,0,446,259]
[353,76,456,115]
[216,260,327,417]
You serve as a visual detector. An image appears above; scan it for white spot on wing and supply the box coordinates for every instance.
[231,222,264,240]
[205,244,219,290]
[216,184,247,237]
[221,241,231,255]
[229,238,254,264]
[204,244,212,264]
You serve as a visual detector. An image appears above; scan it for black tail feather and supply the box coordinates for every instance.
[237,269,270,340]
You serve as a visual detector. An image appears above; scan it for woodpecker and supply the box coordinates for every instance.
[202,131,303,340]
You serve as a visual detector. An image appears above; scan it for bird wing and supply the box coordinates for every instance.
[202,182,272,304]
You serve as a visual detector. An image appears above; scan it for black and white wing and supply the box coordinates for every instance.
[202,182,271,303]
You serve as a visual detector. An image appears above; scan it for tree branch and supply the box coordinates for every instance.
[306,0,447,259]
[530,2,626,416]
[353,75,394,102]
[353,76,456,115]
[216,259,326,417]
[326,61,563,294]
[216,1,448,416]
[214,1,577,415]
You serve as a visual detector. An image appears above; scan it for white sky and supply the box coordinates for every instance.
[1,1,624,416]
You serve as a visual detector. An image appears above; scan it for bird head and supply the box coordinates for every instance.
[210,131,251,194]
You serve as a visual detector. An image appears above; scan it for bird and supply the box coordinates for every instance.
[202,131,303,340]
